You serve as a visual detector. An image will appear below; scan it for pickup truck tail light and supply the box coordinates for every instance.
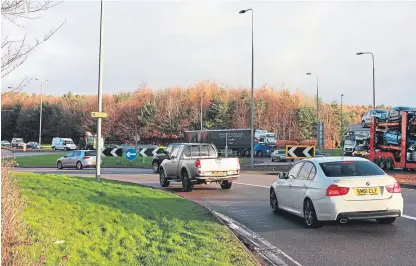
[195,159,201,168]
[83,156,90,159]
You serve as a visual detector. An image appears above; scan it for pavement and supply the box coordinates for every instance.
[16,167,416,266]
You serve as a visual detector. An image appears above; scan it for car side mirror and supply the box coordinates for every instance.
[278,172,288,179]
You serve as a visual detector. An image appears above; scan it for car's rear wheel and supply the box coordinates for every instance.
[159,169,169,187]
[270,189,280,214]
[376,217,396,224]
[304,199,321,228]
[57,161,63,169]
[76,161,83,170]
[152,161,160,173]
[182,171,193,192]
[220,181,232,189]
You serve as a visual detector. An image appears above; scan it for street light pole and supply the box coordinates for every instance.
[306,73,319,149]
[96,0,104,182]
[341,94,344,148]
[239,8,254,170]
[200,89,203,130]
[35,78,48,149]
[356,52,375,109]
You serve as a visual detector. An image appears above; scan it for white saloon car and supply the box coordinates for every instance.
[270,157,403,228]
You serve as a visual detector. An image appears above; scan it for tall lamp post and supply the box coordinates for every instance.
[96,0,104,181]
[306,72,320,149]
[341,94,344,148]
[239,8,254,169]
[200,89,203,130]
[356,52,375,109]
[35,78,49,149]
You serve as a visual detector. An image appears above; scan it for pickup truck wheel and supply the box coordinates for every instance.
[220,181,232,189]
[159,170,169,187]
[182,171,194,192]
[152,161,160,173]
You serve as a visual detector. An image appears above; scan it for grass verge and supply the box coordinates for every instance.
[14,172,256,266]
[15,153,153,168]
[15,154,253,168]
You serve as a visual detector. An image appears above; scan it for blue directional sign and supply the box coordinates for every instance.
[125,148,137,161]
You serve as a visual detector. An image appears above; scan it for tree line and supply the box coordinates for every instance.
[1,82,379,148]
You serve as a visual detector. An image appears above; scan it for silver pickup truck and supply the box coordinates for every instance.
[159,143,240,192]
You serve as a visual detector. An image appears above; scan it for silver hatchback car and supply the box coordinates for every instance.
[57,150,101,170]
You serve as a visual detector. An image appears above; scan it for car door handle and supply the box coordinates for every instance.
[303,184,307,187]
[289,184,292,187]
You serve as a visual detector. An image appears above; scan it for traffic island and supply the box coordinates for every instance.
[11,172,257,266]
[14,153,154,168]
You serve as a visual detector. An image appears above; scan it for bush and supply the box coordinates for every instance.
[1,159,30,266]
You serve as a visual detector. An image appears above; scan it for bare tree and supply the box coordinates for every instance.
[1,0,66,78]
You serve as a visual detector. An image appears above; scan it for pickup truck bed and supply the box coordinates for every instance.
[159,143,240,192]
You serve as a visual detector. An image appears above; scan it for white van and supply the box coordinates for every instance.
[52,138,76,151]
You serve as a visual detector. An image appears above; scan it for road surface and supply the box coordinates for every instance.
[16,168,416,266]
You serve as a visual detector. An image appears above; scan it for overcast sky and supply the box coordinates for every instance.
[2,0,416,106]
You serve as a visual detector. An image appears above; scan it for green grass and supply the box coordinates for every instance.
[15,172,256,266]
[15,153,153,168]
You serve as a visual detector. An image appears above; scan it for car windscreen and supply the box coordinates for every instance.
[319,161,385,177]
[166,144,179,153]
[355,146,367,151]
[278,150,286,154]
[85,151,97,156]
[398,107,413,111]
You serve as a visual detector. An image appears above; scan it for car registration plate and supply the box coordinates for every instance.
[212,171,226,177]
[354,187,380,196]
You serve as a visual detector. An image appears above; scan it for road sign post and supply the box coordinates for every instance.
[134,134,140,149]
[285,145,316,159]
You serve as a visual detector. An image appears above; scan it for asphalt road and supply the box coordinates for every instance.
[16,168,416,266]
[1,149,62,157]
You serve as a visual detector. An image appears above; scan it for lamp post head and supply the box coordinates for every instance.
[239,8,252,14]
[341,94,344,97]
[306,73,312,75]
[356,52,363,55]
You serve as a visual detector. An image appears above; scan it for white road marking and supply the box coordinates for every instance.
[402,215,416,221]
[234,182,269,188]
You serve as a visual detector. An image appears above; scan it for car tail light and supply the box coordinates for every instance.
[195,159,201,168]
[83,156,90,159]
[385,182,401,193]
[237,158,240,167]
[326,184,350,196]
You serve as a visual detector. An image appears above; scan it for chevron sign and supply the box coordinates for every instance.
[285,145,315,159]
[102,148,123,157]
[137,147,164,157]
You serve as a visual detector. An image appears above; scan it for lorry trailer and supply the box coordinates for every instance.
[184,129,277,157]
[367,111,416,170]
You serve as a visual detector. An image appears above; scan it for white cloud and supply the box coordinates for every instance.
[1,0,415,106]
